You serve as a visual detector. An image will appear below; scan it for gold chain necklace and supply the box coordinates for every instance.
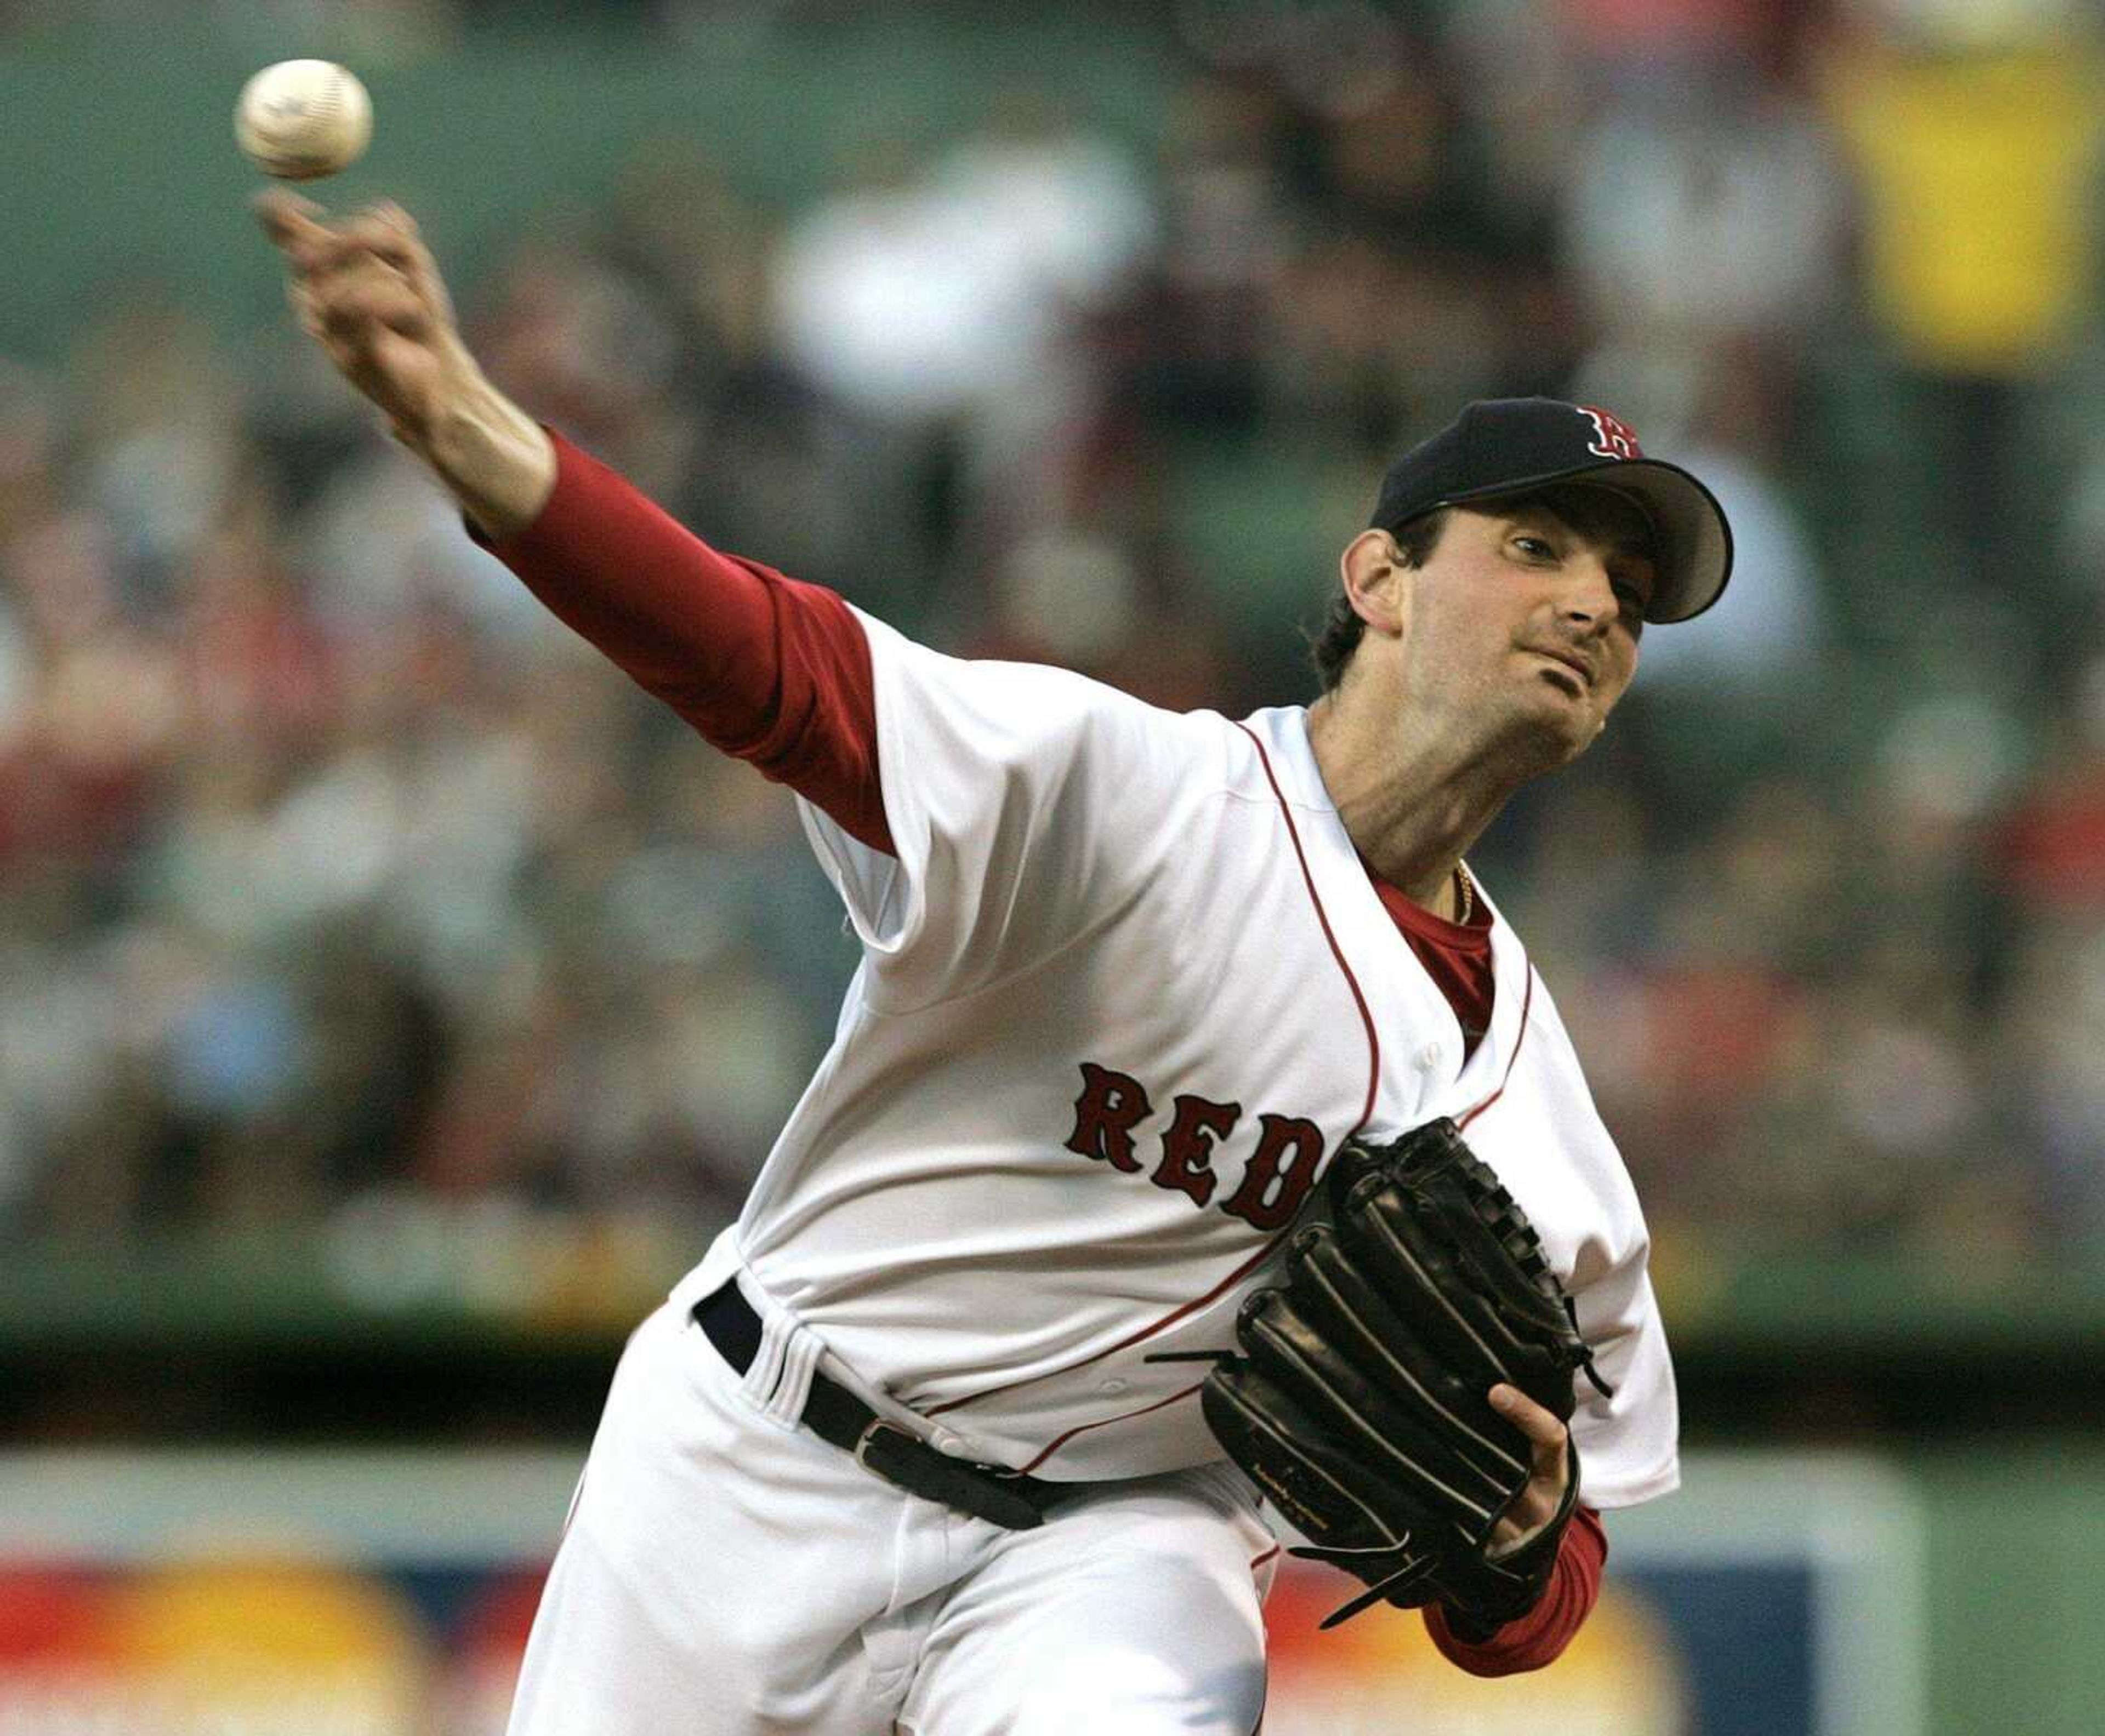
[1454,861,1475,925]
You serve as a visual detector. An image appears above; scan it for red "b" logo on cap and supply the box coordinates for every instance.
[1578,406,1642,461]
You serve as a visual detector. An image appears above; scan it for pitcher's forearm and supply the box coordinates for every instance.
[419,375,557,543]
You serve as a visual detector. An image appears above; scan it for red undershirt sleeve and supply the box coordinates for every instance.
[476,430,892,855]
[1421,1504,1607,1675]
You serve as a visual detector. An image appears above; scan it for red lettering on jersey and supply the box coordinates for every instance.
[1578,405,1643,462]
[1068,1065,1337,1230]
[1220,1114,1325,1230]
[1152,1094,1243,1207]
[1066,1063,1153,1172]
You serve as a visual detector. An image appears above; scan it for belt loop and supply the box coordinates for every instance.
[737,1292,788,1413]
[761,1312,822,1428]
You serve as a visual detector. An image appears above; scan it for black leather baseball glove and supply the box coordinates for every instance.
[1199,1118,1611,1631]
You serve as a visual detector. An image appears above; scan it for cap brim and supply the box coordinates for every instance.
[1446,458,1734,624]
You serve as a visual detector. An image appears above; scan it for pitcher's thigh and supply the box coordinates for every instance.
[900,1475,1273,1736]
[504,1301,904,1736]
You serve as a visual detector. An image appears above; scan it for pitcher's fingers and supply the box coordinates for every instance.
[317,206,450,322]
[322,211,411,257]
[365,202,451,311]
[319,280,425,343]
[253,189,333,259]
[287,280,327,343]
[308,251,413,316]
[298,232,428,326]
[306,232,417,290]
[1489,1385,1568,1449]
[287,279,362,355]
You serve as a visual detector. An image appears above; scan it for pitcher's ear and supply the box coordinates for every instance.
[1340,530,1407,636]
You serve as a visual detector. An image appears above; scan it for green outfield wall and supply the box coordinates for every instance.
[0,12,1176,363]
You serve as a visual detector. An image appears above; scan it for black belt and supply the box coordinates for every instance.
[691,1279,1065,1530]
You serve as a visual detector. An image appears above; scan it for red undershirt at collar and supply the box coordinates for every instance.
[1362,861,1497,1063]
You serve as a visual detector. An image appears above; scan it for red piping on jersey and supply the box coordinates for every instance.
[923,721,1385,1450]
[1236,721,1381,1134]
[1249,1544,1282,1572]
[1015,1381,1206,1473]
[1457,967,1535,1130]
[921,1234,1289,1418]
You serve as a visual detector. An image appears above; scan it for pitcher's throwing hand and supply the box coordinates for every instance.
[254,191,551,537]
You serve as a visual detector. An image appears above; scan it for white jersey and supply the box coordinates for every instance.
[690,608,1678,1505]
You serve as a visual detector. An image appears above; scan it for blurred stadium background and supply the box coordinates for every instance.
[2,0,2103,1729]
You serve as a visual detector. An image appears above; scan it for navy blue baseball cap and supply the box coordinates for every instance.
[1370,398,1734,624]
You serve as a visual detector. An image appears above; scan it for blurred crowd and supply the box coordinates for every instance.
[6,0,2105,1296]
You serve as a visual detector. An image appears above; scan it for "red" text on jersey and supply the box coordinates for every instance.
[1063,1062,1328,1232]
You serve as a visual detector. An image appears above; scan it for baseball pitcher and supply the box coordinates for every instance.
[258,190,1730,1735]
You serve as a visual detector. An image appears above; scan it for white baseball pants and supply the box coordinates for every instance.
[504,1281,1278,1735]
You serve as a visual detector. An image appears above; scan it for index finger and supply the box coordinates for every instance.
[252,189,333,259]
[328,208,424,275]
[1489,1384,1569,1453]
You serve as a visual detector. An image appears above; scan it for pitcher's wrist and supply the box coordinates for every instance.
[424,380,556,542]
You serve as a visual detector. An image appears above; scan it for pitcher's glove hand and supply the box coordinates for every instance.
[1199,1119,1611,1630]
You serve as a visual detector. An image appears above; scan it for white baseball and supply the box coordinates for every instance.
[235,60,372,180]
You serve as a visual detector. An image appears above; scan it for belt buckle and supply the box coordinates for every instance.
[855,1418,911,1471]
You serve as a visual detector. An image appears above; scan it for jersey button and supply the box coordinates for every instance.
[1097,1378,1129,1395]
[1416,1043,1444,1070]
